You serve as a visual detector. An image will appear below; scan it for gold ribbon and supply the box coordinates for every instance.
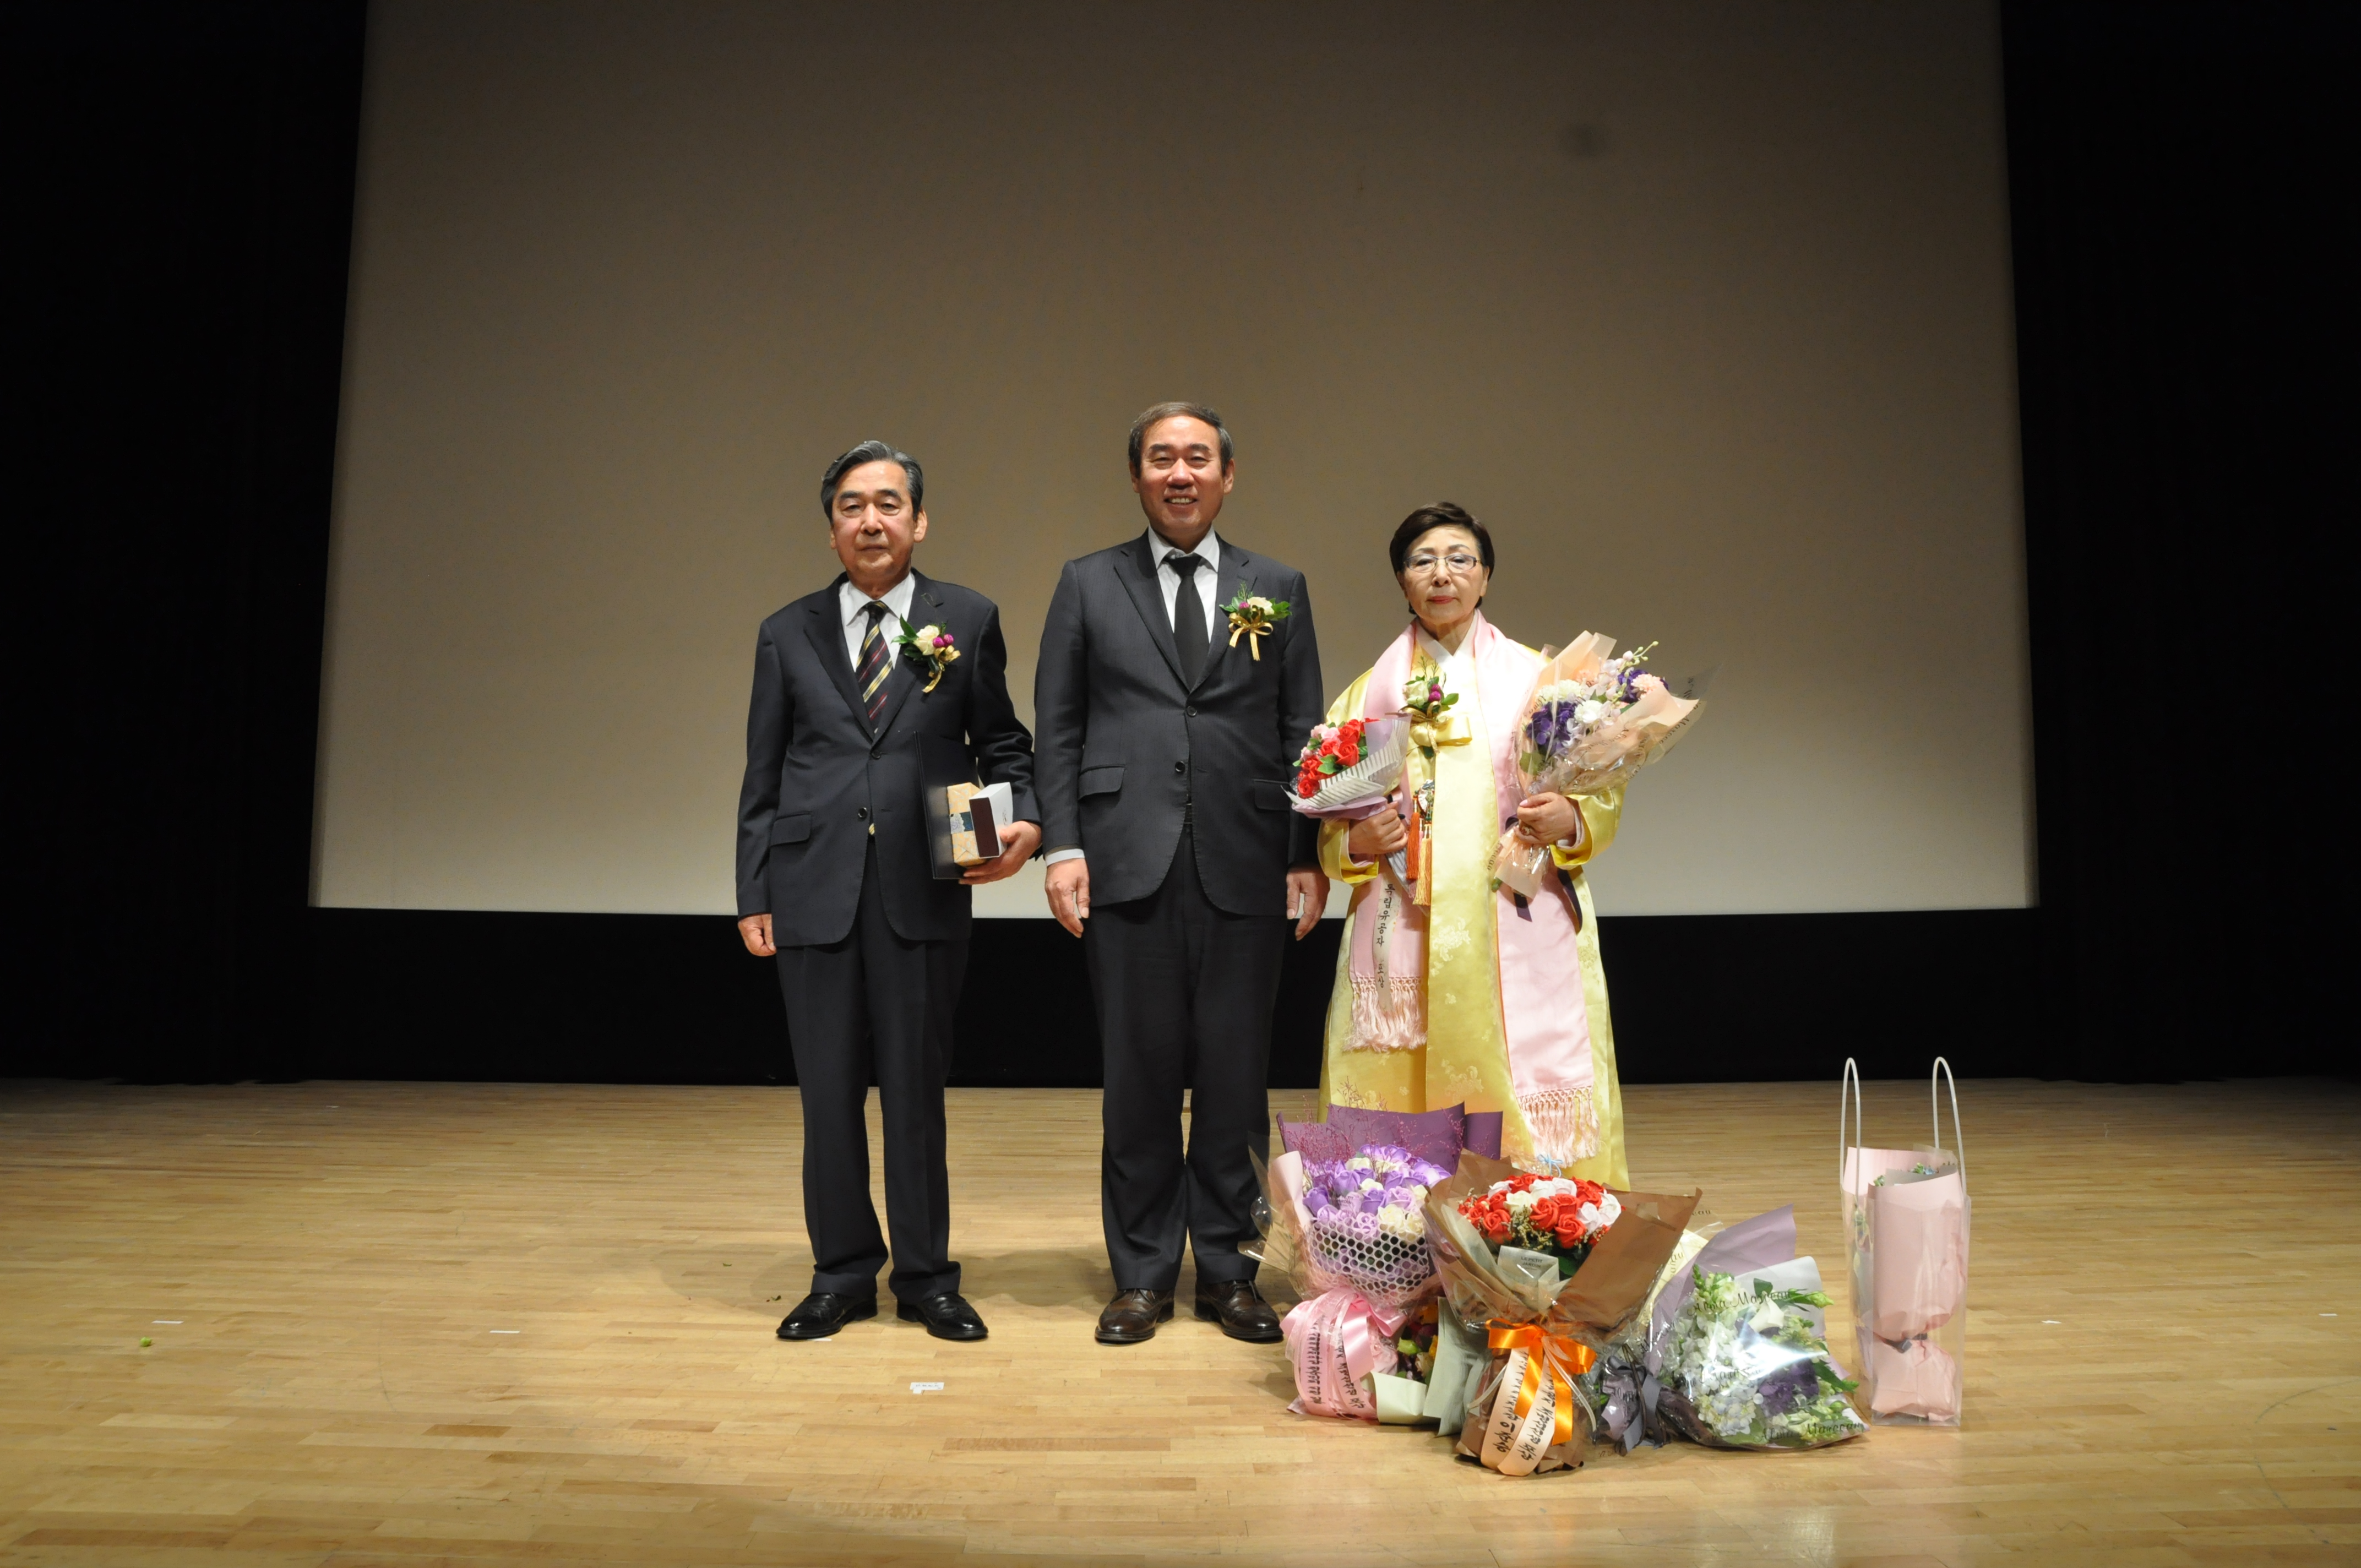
[1226,611,1272,660]
[1407,711,1472,754]
[1487,1320,1597,1451]
[920,647,960,694]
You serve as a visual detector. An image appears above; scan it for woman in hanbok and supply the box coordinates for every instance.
[1316,504,1627,1185]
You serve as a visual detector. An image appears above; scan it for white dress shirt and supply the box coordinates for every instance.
[1150,527,1222,645]
[838,573,918,669]
[1045,530,1224,869]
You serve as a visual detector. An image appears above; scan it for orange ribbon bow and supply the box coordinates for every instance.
[1486,1320,1598,1451]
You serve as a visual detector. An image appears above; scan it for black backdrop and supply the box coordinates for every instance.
[9,2,2347,1087]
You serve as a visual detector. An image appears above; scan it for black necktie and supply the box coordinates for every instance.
[1168,552,1207,686]
[856,601,892,722]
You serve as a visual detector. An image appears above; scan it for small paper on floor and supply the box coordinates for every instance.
[910,1381,944,1393]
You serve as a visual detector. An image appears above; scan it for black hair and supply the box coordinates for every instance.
[1388,502,1495,575]
[820,439,923,519]
[1127,401,1233,474]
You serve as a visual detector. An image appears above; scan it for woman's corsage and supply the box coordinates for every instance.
[1400,671,1460,760]
[1221,588,1291,660]
[895,622,960,693]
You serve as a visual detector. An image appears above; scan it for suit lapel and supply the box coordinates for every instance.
[803,577,875,737]
[869,574,938,740]
[1117,534,1190,692]
[1190,542,1259,694]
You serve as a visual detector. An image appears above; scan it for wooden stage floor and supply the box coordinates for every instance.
[2,1077,2354,1566]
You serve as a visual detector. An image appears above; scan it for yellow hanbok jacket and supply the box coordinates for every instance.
[1315,615,1627,1185]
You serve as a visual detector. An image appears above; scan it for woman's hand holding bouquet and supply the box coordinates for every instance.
[1494,634,1702,898]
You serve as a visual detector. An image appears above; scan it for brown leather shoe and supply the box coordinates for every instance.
[1095,1288,1175,1344]
[1194,1276,1282,1342]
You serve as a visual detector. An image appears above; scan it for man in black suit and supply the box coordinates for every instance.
[1035,403,1328,1344]
[737,440,1040,1342]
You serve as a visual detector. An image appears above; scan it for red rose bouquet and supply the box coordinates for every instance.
[1289,716,1411,819]
[1422,1153,1697,1476]
[1455,1173,1624,1279]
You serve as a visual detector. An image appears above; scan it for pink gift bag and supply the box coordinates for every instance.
[1840,1058,1970,1426]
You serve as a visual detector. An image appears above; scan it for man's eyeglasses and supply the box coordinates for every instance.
[1405,552,1482,576]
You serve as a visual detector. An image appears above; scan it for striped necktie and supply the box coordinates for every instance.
[856,601,892,723]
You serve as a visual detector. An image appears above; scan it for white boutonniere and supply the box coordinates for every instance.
[1220,587,1291,661]
[895,622,960,693]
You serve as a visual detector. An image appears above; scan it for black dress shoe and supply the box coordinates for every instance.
[897,1292,988,1341]
[1194,1277,1282,1342]
[776,1291,877,1340]
[1096,1287,1176,1344]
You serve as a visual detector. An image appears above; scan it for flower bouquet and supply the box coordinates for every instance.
[1257,1142,1455,1423]
[1421,1152,1698,1474]
[1493,633,1702,899]
[1657,1268,1867,1450]
[1290,716,1411,820]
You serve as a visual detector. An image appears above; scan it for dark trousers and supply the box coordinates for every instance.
[1086,824,1288,1292]
[773,840,966,1303]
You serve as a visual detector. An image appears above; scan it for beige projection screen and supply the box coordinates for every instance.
[314,0,2030,918]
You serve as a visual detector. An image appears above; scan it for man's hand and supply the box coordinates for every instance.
[962,820,1043,885]
[737,913,775,957]
[1287,867,1329,940]
[1516,792,1580,847]
[1045,858,1091,937]
[1346,810,1407,861]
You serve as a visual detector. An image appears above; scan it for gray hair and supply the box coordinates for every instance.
[820,439,923,519]
[1127,402,1232,475]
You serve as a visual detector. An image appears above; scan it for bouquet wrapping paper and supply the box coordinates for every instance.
[1493,632,1701,898]
[1422,1151,1696,1474]
[1253,1135,1456,1425]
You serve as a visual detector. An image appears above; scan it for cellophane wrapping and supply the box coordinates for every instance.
[1421,1151,1698,1474]
[1655,1261,1867,1450]
[1843,1144,1969,1425]
[1251,1142,1452,1423]
[1493,633,1702,897]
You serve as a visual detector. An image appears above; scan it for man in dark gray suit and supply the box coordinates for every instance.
[737,440,1040,1343]
[1035,403,1329,1344]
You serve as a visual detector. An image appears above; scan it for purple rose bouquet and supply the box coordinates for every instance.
[1296,1144,1454,1308]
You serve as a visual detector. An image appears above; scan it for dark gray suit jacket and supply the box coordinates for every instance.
[736,571,1036,946]
[1034,533,1323,914]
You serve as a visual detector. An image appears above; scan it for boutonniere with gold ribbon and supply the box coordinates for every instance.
[1400,671,1462,761]
[1397,669,1465,906]
[894,622,960,693]
[1220,587,1291,660]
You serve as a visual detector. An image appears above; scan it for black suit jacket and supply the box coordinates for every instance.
[1034,533,1323,914]
[737,571,1036,946]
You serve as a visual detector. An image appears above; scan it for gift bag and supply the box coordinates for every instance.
[1840,1058,1969,1425]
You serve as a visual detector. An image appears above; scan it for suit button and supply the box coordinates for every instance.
[1186,707,1198,718]
[856,806,870,821]
[1173,761,1185,775]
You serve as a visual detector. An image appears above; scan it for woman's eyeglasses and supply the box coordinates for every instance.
[1405,552,1482,576]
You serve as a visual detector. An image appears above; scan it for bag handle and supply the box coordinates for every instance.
[1840,1057,1864,1185]
[1930,1055,1966,1183]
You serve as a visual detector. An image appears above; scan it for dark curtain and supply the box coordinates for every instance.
[10,2,368,1079]
[2003,2,2348,1078]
